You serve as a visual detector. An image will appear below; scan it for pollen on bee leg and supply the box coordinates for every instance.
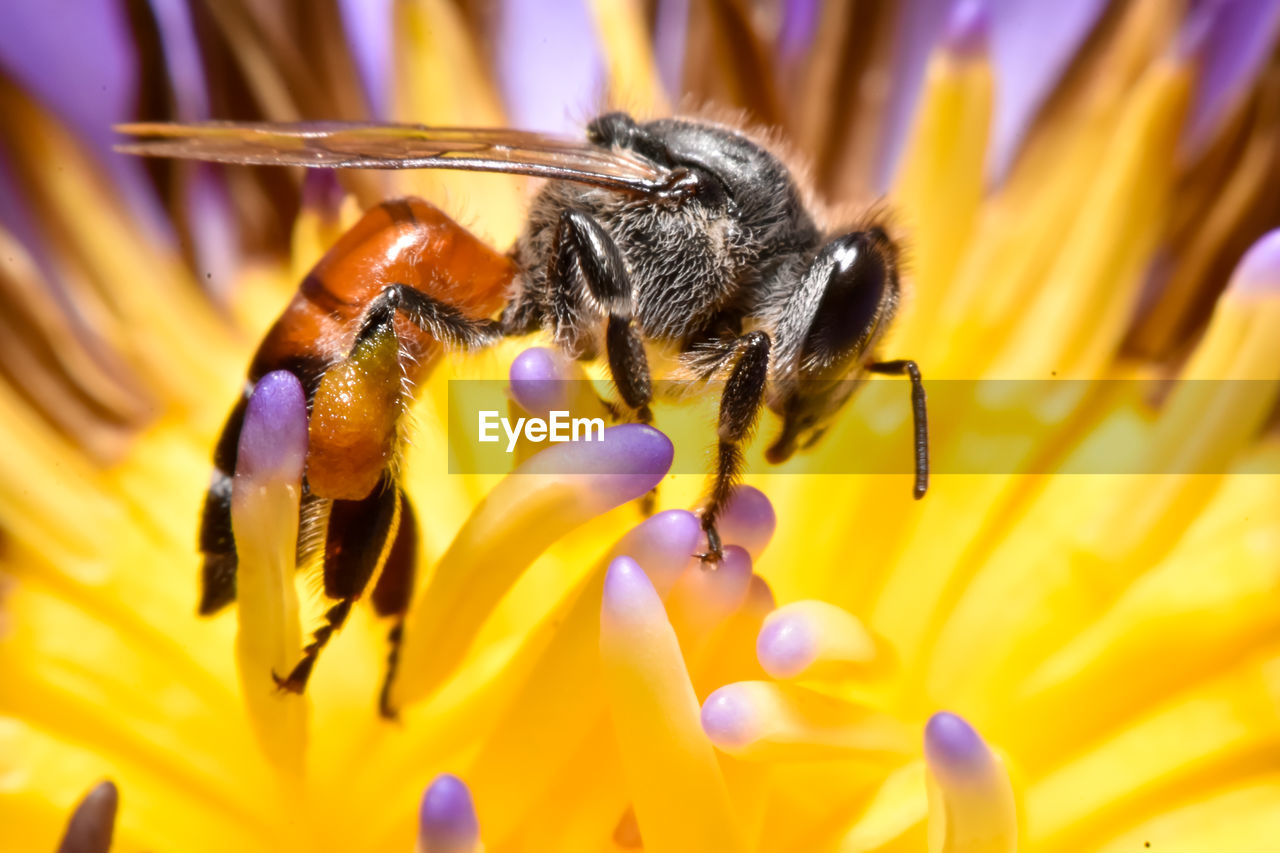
[417,774,481,853]
[700,681,914,763]
[231,370,308,773]
[757,600,888,681]
[600,556,747,852]
[923,712,1018,853]
[392,423,673,709]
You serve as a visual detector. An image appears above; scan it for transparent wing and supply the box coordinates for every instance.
[115,121,671,192]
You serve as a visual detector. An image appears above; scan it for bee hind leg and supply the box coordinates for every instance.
[368,283,505,352]
[698,331,772,564]
[274,474,401,694]
[198,392,250,615]
[372,490,419,721]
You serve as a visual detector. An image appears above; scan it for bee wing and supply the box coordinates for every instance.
[115,121,671,192]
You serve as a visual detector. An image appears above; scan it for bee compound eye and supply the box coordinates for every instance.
[800,233,893,370]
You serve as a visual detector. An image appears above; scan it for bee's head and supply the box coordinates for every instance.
[767,226,901,463]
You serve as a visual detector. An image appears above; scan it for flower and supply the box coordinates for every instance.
[2,1,1280,851]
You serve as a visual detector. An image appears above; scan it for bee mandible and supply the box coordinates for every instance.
[118,114,928,717]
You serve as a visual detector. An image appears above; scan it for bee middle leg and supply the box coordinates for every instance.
[550,209,658,512]
[698,330,772,562]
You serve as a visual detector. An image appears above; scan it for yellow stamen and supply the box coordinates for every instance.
[702,681,914,763]
[924,713,1017,853]
[600,556,746,852]
[230,379,307,776]
[586,0,668,116]
[392,426,672,708]
[757,600,885,682]
[831,761,928,852]
[889,38,993,361]
[392,0,525,248]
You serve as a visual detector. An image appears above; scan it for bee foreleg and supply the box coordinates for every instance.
[365,283,503,352]
[866,360,929,499]
[275,473,401,694]
[699,331,772,563]
[372,490,418,721]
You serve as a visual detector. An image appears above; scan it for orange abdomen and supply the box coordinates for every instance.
[249,197,516,499]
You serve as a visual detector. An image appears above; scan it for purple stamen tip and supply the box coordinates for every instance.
[1229,229,1280,297]
[716,486,777,558]
[526,424,673,500]
[236,371,308,485]
[614,510,702,595]
[756,613,814,678]
[509,347,570,417]
[924,711,991,778]
[717,544,754,588]
[602,555,663,625]
[701,685,756,749]
[943,0,989,58]
[419,773,480,852]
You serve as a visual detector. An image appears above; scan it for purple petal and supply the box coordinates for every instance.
[337,0,394,118]
[943,0,991,58]
[0,149,57,286]
[493,0,607,131]
[1227,228,1280,297]
[184,164,240,300]
[653,0,691,99]
[0,0,169,240]
[1180,0,1280,159]
[778,0,822,61]
[236,371,308,487]
[148,0,210,120]
[874,0,957,190]
[419,774,480,853]
[876,0,1110,189]
[0,0,134,162]
[984,0,1110,182]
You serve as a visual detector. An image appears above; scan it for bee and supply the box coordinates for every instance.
[118,113,928,717]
